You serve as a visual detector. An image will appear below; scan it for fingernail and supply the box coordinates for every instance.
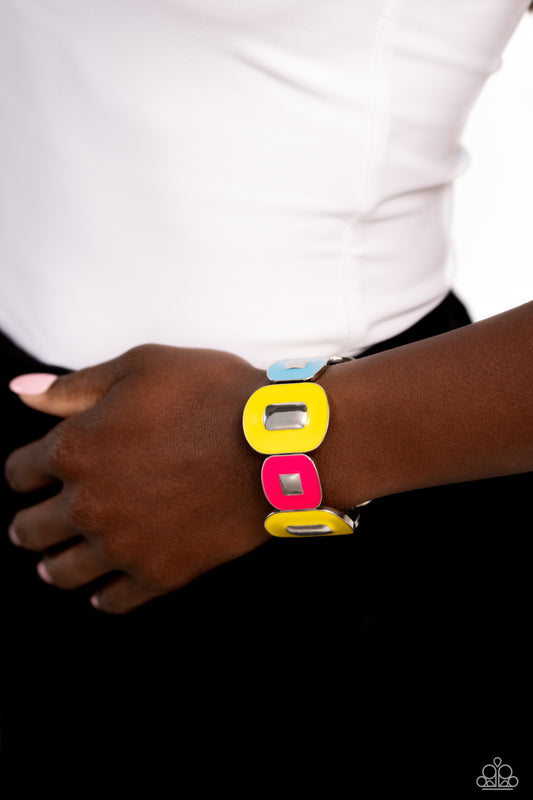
[36,561,54,584]
[90,594,101,610]
[8,524,22,547]
[9,373,58,396]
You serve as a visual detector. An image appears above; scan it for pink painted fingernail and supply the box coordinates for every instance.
[8,524,22,547]
[36,561,54,584]
[90,594,101,610]
[9,373,58,396]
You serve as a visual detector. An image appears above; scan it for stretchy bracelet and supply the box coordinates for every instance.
[243,356,362,538]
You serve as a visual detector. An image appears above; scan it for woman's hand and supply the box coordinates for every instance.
[7,301,533,614]
[5,345,269,613]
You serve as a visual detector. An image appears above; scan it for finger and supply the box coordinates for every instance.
[4,435,59,493]
[9,494,78,552]
[90,574,163,615]
[37,539,111,591]
[8,352,129,417]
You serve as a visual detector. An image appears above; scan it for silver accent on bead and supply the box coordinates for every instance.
[278,473,304,496]
[263,403,308,431]
[284,359,311,370]
[286,524,334,536]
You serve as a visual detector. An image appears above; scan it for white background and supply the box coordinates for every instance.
[453,11,533,322]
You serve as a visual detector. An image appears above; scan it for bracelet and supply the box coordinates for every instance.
[243,356,363,538]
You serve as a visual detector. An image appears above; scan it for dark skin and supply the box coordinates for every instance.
[5,300,533,613]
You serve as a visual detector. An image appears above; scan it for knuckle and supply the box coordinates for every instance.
[65,486,101,533]
[126,343,157,358]
[47,421,94,480]
[122,343,160,372]
[46,424,77,477]
[98,535,139,575]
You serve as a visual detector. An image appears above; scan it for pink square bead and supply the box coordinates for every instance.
[261,453,322,511]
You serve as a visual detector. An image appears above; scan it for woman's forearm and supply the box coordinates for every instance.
[316,300,533,509]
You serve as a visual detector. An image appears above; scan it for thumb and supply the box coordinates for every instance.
[9,359,124,417]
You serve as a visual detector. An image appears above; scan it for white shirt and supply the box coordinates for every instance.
[0,0,529,370]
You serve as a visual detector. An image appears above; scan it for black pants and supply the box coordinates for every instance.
[1,294,529,792]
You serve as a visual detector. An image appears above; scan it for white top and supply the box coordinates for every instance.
[0,0,528,370]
